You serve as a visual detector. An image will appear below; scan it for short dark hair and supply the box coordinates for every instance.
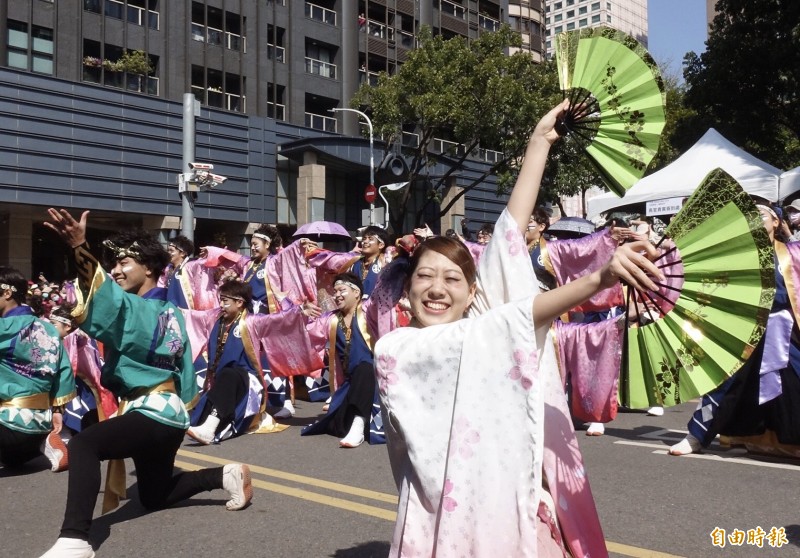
[169,235,195,257]
[219,280,253,305]
[532,208,550,231]
[478,223,495,236]
[0,267,28,304]
[333,272,364,296]
[253,224,282,254]
[103,229,170,278]
[362,225,389,250]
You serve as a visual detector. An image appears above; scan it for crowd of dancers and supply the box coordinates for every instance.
[1,101,798,558]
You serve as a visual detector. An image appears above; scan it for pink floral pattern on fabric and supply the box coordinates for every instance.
[377,354,399,395]
[449,416,481,459]
[505,229,526,257]
[507,349,539,390]
[442,479,458,512]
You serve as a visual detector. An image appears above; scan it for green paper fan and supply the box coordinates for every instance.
[620,169,775,408]
[554,28,666,196]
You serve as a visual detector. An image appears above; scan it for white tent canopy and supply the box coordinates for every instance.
[586,129,783,218]
[781,167,800,201]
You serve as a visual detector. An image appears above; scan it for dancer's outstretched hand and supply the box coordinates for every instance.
[44,208,89,248]
[600,239,663,292]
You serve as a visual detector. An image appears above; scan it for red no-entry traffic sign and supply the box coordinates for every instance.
[364,184,377,203]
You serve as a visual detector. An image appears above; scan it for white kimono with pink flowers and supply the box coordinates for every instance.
[375,209,607,558]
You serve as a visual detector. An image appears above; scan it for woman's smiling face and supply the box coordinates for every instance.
[408,250,476,327]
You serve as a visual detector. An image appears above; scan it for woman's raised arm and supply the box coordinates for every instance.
[506,100,570,232]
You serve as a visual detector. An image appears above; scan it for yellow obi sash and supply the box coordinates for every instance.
[0,392,50,410]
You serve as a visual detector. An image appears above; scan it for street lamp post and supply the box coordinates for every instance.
[378,181,410,229]
[330,107,374,225]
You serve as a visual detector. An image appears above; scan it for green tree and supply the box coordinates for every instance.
[351,26,561,231]
[681,0,800,169]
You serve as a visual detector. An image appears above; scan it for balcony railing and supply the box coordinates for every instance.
[476,147,504,164]
[191,23,247,51]
[190,85,245,112]
[402,131,420,147]
[305,57,337,79]
[479,14,501,31]
[359,68,380,86]
[305,112,337,133]
[441,0,466,19]
[366,20,388,39]
[85,0,159,30]
[267,101,286,121]
[83,66,159,95]
[432,137,467,157]
[397,30,414,49]
[305,2,336,26]
[267,44,285,63]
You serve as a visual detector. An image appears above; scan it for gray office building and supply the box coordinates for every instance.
[1,0,544,278]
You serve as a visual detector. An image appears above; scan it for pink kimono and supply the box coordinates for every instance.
[203,241,318,309]
[62,330,118,421]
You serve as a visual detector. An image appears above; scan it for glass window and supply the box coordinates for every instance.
[32,54,53,74]
[32,26,54,55]
[6,20,54,75]
[607,13,612,22]
[592,2,600,9]
[554,25,563,33]
[567,0,575,4]
[579,18,587,27]
[7,50,28,70]
[8,20,28,49]
[554,2,562,9]
[592,14,600,23]
[554,13,562,22]
[567,10,574,18]
[567,22,575,30]
[579,6,588,14]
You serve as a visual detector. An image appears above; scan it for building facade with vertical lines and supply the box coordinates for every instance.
[1,0,545,278]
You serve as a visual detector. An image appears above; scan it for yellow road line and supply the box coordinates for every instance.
[606,541,685,558]
[176,452,685,558]
[174,460,396,521]
[177,449,397,503]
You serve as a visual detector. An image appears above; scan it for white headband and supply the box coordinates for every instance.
[756,204,778,220]
[334,280,361,293]
[252,233,271,242]
[48,315,73,326]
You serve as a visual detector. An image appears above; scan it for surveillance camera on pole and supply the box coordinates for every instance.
[178,162,228,193]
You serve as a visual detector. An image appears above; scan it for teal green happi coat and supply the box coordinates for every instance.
[0,307,75,434]
[76,272,198,430]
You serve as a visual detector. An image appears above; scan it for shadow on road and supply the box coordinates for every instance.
[330,541,391,557]
[784,524,800,548]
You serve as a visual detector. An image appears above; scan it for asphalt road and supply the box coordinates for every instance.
[4,400,800,558]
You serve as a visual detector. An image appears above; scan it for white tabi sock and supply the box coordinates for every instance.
[340,415,366,448]
[38,537,95,558]
[187,413,220,445]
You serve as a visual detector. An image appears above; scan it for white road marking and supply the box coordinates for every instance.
[614,441,800,471]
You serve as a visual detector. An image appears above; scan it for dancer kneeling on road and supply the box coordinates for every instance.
[39,210,252,558]
[303,272,384,448]
[185,280,322,444]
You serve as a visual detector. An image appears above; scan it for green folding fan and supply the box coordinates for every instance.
[620,169,775,408]
[554,28,667,196]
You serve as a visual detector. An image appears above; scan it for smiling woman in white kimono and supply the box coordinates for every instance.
[374,102,664,558]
